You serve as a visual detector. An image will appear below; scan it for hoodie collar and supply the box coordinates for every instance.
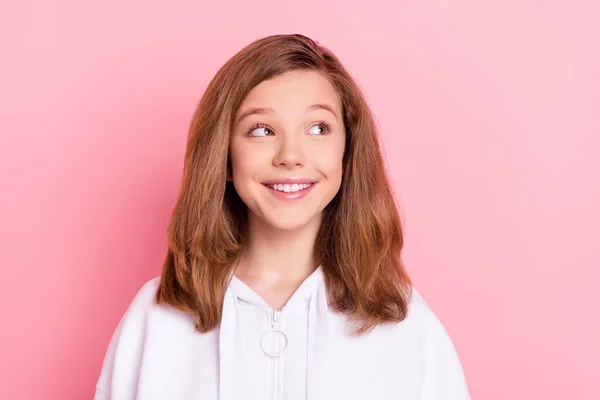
[219,264,331,400]
[228,265,324,310]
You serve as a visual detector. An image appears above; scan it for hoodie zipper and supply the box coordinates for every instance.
[270,310,282,400]
[272,310,281,326]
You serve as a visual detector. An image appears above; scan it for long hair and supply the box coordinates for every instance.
[156,34,412,335]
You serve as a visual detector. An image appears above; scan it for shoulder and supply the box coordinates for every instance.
[110,277,162,327]
[95,277,163,397]
[105,275,163,340]
[404,287,457,347]
[126,276,161,314]
[407,287,431,313]
[407,287,444,329]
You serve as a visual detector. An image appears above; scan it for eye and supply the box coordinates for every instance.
[307,122,333,135]
[247,124,273,137]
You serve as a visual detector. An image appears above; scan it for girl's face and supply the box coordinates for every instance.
[229,70,346,232]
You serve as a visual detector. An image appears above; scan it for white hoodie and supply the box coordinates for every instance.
[95,266,470,399]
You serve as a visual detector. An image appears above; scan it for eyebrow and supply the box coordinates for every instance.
[235,103,339,125]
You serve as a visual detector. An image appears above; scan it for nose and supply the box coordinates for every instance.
[272,134,306,169]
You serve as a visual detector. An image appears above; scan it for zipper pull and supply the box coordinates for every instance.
[272,310,281,328]
[262,310,288,358]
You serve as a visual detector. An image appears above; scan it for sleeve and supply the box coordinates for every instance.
[94,278,159,400]
[94,312,129,400]
[413,290,471,400]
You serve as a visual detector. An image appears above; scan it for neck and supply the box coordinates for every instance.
[236,212,322,284]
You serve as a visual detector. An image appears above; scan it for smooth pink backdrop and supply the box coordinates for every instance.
[1,1,598,399]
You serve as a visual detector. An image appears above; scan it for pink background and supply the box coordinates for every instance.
[1,1,598,399]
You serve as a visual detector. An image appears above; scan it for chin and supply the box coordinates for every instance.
[253,207,322,231]
[262,216,314,231]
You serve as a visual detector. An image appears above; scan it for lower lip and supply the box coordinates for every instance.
[263,183,316,200]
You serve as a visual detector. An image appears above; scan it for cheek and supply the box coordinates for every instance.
[230,144,257,177]
[314,144,345,178]
[229,144,275,186]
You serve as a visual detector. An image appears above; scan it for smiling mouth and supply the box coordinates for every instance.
[264,182,315,193]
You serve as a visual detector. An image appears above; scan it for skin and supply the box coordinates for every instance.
[228,70,346,310]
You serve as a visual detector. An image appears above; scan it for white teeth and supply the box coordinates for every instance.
[267,183,313,193]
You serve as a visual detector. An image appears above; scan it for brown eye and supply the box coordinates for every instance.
[308,125,324,135]
[248,126,273,137]
[308,123,331,135]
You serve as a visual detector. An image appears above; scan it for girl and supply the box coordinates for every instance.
[95,34,470,400]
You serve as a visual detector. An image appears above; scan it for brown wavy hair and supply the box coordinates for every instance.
[156,33,412,335]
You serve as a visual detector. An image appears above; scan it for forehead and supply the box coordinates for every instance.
[237,70,342,116]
